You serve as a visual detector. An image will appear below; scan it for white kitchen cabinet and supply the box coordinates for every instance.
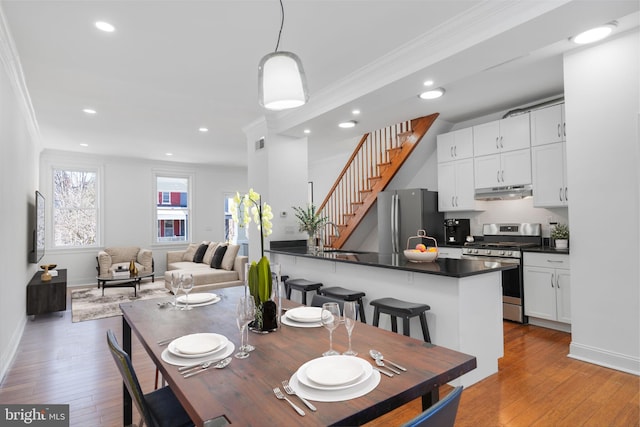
[474,148,531,189]
[531,103,565,146]
[437,128,473,162]
[437,247,462,259]
[532,141,568,207]
[473,114,531,156]
[437,158,477,211]
[524,253,571,324]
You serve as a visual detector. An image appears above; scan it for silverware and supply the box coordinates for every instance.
[183,357,231,378]
[157,336,180,346]
[273,387,305,416]
[374,367,394,377]
[372,356,401,374]
[369,349,406,372]
[179,358,220,372]
[282,380,316,412]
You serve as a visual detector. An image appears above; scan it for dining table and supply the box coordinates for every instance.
[119,285,476,426]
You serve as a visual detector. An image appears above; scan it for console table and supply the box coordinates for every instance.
[27,268,67,316]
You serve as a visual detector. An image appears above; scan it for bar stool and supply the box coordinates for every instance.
[320,286,367,323]
[284,278,322,305]
[370,297,431,343]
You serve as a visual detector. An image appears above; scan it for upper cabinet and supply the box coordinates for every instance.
[436,128,473,162]
[474,149,532,189]
[473,114,531,156]
[531,103,565,146]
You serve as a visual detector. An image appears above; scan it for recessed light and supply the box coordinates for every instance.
[351,109,361,115]
[198,127,208,133]
[165,153,173,156]
[82,108,97,114]
[95,21,115,32]
[423,80,434,87]
[79,143,88,147]
[303,129,311,134]
[572,22,617,44]
[418,87,445,100]
[338,120,357,129]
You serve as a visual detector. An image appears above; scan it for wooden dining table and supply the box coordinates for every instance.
[119,285,476,426]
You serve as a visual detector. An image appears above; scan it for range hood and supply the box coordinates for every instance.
[474,184,533,201]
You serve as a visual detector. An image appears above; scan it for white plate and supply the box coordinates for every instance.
[300,355,366,387]
[176,296,221,308]
[168,333,227,357]
[286,306,324,323]
[289,369,380,402]
[281,312,322,328]
[297,357,373,391]
[177,293,216,304]
[161,341,235,367]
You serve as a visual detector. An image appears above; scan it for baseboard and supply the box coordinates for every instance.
[0,315,26,384]
[569,341,640,376]
[528,317,571,333]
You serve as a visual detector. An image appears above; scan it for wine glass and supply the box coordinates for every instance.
[321,302,341,356]
[169,273,181,310]
[242,296,256,352]
[235,296,256,359]
[180,274,194,310]
[343,301,358,356]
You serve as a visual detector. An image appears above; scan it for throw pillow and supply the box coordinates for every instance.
[202,242,219,265]
[221,244,240,271]
[193,243,209,263]
[211,244,228,269]
[182,243,200,262]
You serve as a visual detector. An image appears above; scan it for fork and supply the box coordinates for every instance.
[282,380,316,411]
[273,387,305,416]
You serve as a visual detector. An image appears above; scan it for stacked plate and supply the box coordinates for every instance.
[281,307,326,328]
[289,355,381,402]
[161,332,234,366]
[176,292,220,307]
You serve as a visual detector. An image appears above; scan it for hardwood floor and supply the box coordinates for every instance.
[1,294,638,427]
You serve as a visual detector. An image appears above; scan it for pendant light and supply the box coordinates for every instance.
[258,0,309,110]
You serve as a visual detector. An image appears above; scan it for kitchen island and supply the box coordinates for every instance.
[269,246,516,386]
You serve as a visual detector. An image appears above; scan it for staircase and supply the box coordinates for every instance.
[317,113,439,249]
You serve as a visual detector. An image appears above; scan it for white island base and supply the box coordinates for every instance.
[271,253,504,387]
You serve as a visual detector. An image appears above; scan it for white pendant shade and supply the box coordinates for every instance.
[258,51,308,111]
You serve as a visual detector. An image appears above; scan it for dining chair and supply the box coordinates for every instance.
[401,386,463,427]
[106,329,194,427]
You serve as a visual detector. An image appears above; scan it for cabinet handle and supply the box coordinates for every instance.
[455,196,458,207]
[452,196,455,207]
[546,260,563,263]
[501,170,505,182]
[564,187,568,201]
[557,124,561,138]
[454,145,457,157]
[496,137,499,149]
[450,146,454,157]
[556,274,560,288]
[500,136,504,148]
[559,188,563,201]
[551,273,555,288]
[563,122,566,137]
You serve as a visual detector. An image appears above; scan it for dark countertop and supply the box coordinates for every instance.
[267,247,517,278]
[522,246,570,255]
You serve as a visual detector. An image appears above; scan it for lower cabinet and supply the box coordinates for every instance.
[523,253,570,324]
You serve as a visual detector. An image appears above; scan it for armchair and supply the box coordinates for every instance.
[96,246,154,282]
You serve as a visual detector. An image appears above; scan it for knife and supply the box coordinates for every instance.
[178,359,218,372]
[385,359,407,372]
[374,367,394,377]
[183,365,215,378]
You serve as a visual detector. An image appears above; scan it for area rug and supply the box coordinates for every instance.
[71,280,171,322]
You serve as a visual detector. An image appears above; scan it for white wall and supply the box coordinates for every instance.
[564,30,639,374]
[39,150,246,286]
[0,26,40,379]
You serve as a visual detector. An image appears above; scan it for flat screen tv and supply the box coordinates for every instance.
[29,190,45,264]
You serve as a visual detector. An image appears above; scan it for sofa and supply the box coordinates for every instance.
[97,246,154,280]
[164,241,248,292]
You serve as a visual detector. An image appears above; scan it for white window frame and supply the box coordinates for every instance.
[154,172,192,244]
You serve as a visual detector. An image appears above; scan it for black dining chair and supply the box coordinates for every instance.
[106,329,194,427]
[401,386,463,427]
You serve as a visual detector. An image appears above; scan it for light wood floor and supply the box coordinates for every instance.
[1,293,638,427]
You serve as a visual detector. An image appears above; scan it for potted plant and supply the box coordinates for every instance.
[292,204,327,253]
[551,223,569,249]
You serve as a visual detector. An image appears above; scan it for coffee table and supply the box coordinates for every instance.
[97,272,154,296]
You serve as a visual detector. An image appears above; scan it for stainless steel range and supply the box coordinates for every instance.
[462,223,542,323]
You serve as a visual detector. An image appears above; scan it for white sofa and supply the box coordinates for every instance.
[164,242,247,292]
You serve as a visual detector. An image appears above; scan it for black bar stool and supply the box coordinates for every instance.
[320,286,367,323]
[284,278,323,305]
[370,297,431,343]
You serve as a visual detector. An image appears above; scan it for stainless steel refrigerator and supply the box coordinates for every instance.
[377,189,444,253]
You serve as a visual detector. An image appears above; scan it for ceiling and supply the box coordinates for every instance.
[2,1,638,167]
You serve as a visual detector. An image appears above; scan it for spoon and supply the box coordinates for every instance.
[369,349,407,372]
[183,357,232,378]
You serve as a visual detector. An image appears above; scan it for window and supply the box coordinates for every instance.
[156,175,190,243]
[53,169,98,247]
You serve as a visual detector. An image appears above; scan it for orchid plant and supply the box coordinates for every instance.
[230,188,273,258]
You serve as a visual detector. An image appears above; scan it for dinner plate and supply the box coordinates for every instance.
[168,333,227,357]
[297,356,371,389]
[281,312,322,328]
[161,341,235,367]
[286,306,324,323]
[176,296,221,308]
[289,369,380,402]
[177,293,216,304]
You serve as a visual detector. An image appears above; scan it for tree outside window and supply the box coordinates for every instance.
[156,175,190,243]
[53,169,98,247]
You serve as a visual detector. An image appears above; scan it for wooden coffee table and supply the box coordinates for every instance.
[97,272,154,296]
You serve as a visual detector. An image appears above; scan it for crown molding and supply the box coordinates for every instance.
[268,0,571,134]
[0,5,41,146]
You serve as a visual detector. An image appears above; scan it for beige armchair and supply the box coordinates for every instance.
[96,246,154,281]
